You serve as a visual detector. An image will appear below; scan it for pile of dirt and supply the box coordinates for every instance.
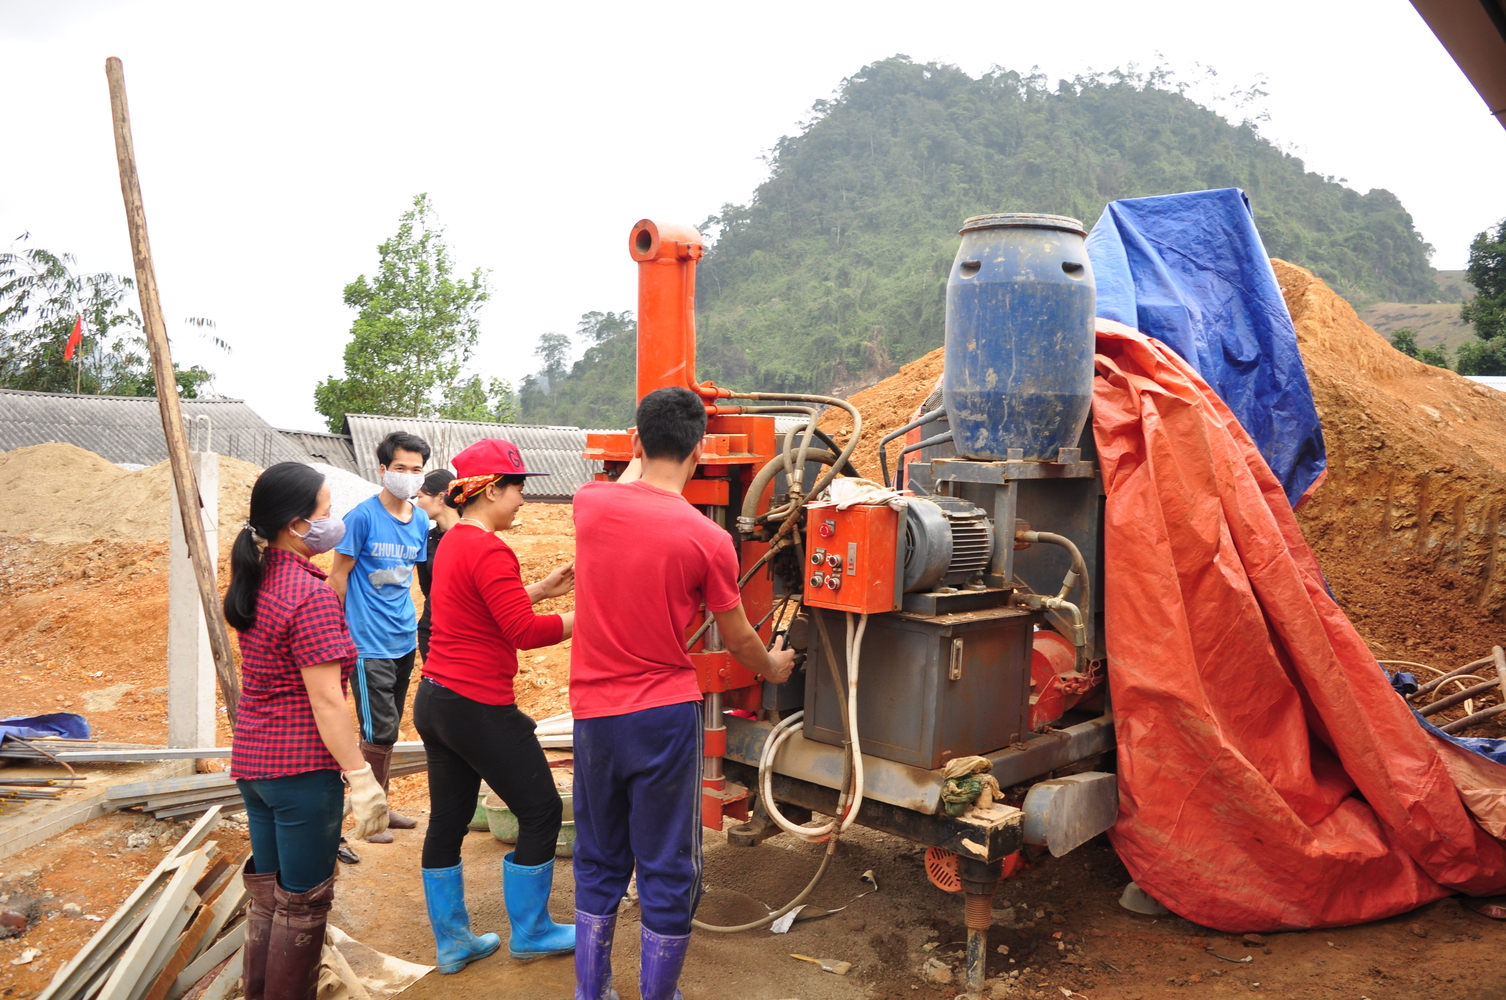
[0,442,261,548]
[817,347,946,481]
[1277,259,1506,722]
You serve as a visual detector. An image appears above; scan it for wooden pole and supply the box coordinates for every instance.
[105,57,240,727]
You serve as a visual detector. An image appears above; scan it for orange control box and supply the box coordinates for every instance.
[803,504,904,614]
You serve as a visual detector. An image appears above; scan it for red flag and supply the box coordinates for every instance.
[63,315,83,362]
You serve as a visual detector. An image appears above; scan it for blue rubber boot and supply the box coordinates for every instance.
[502,851,576,959]
[422,863,501,974]
[639,926,691,1000]
[573,910,620,1000]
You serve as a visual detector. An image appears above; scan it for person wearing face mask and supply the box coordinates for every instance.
[413,468,458,664]
[414,438,577,973]
[330,431,432,843]
[223,462,388,1000]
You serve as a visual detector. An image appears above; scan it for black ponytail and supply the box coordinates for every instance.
[224,462,326,631]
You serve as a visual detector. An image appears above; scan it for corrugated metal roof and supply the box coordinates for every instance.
[343,413,604,498]
[1467,376,1506,393]
[0,388,313,469]
[277,428,360,475]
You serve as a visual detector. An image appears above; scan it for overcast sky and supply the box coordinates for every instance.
[2,1,1502,431]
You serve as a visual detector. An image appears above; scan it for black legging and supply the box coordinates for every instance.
[414,678,562,868]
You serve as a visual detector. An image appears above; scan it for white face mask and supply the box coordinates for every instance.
[382,470,424,500]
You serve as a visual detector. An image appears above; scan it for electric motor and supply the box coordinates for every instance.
[902,496,994,593]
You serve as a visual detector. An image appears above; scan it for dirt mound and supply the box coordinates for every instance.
[1279,259,1506,697]
[817,347,945,480]
[0,443,261,547]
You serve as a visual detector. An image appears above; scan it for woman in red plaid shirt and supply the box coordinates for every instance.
[224,462,389,1000]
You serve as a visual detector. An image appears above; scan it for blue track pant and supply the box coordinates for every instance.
[572,701,703,936]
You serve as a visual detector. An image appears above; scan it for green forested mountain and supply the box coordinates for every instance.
[521,57,1437,427]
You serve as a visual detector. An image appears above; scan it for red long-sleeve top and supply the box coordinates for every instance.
[421,523,563,705]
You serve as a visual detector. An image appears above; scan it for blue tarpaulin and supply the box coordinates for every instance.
[1086,188,1327,506]
[0,713,90,740]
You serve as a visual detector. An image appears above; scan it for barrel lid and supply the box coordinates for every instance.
[959,213,1087,237]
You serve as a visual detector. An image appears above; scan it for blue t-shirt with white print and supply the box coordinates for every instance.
[335,494,430,658]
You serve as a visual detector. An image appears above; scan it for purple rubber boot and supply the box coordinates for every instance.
[638,925,691,1000]
[574,910,619,1000]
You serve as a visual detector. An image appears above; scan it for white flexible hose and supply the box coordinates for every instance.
[840,612,868,832]
[758,712,834,840]
[755,612,870,840]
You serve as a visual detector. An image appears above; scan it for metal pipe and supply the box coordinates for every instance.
[629,219,705,401]
[895,430,955,489]
[1419,677,1500,716]
[703,690,724,782]
[1440,701,1506,734]
[1411,654,1494,699]
[963,889,995,998]
[878,407,946,488]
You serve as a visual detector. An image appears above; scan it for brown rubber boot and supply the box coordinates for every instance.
[360,741,416,834]
[241,861,278,1000]
[264,874,335,1000]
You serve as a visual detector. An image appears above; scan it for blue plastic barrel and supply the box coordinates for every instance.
[944,214,1096,462]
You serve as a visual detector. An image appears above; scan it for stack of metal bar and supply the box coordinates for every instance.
[0,775,87,804]
[37,807,249,1000]
[107,773,244,821]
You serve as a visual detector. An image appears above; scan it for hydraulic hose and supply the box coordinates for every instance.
[692,838,838,933]
[878,407,946,489]
[738,449,841,532]
[783,419,820,499]
[1015,529,1092,670]
[693,613,859,934]
[734,392,862,502]
[734,413,859,478]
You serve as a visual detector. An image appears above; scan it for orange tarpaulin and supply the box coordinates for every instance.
[1093,319,1506,931]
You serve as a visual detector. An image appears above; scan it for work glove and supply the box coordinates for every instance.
[342,765,389,840]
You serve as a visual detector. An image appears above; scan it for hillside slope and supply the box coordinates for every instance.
[523,57,1439,426]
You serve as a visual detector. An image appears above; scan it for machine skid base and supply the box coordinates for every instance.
[722,760,1023,861]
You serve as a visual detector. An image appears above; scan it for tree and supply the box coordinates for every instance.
[440,375,519,423]
[518,311,637,427]
[0,240,218,397]
[314,194,491,431]
[1416,345,1451,370]
[534,333,572,381]
[1461,219,1506,342]
[1390,328,1419,357]
[1455,219,1506,377]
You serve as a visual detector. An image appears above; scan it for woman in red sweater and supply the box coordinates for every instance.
[414,438,577,974]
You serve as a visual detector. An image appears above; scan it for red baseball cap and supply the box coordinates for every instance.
[451,439,550,479]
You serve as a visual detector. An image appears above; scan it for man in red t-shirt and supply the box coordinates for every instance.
[571,387,795,1000]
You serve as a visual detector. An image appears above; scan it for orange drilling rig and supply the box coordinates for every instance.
[587,215,1117,998]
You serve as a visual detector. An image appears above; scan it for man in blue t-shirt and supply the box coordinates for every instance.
[332,431,432,842]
